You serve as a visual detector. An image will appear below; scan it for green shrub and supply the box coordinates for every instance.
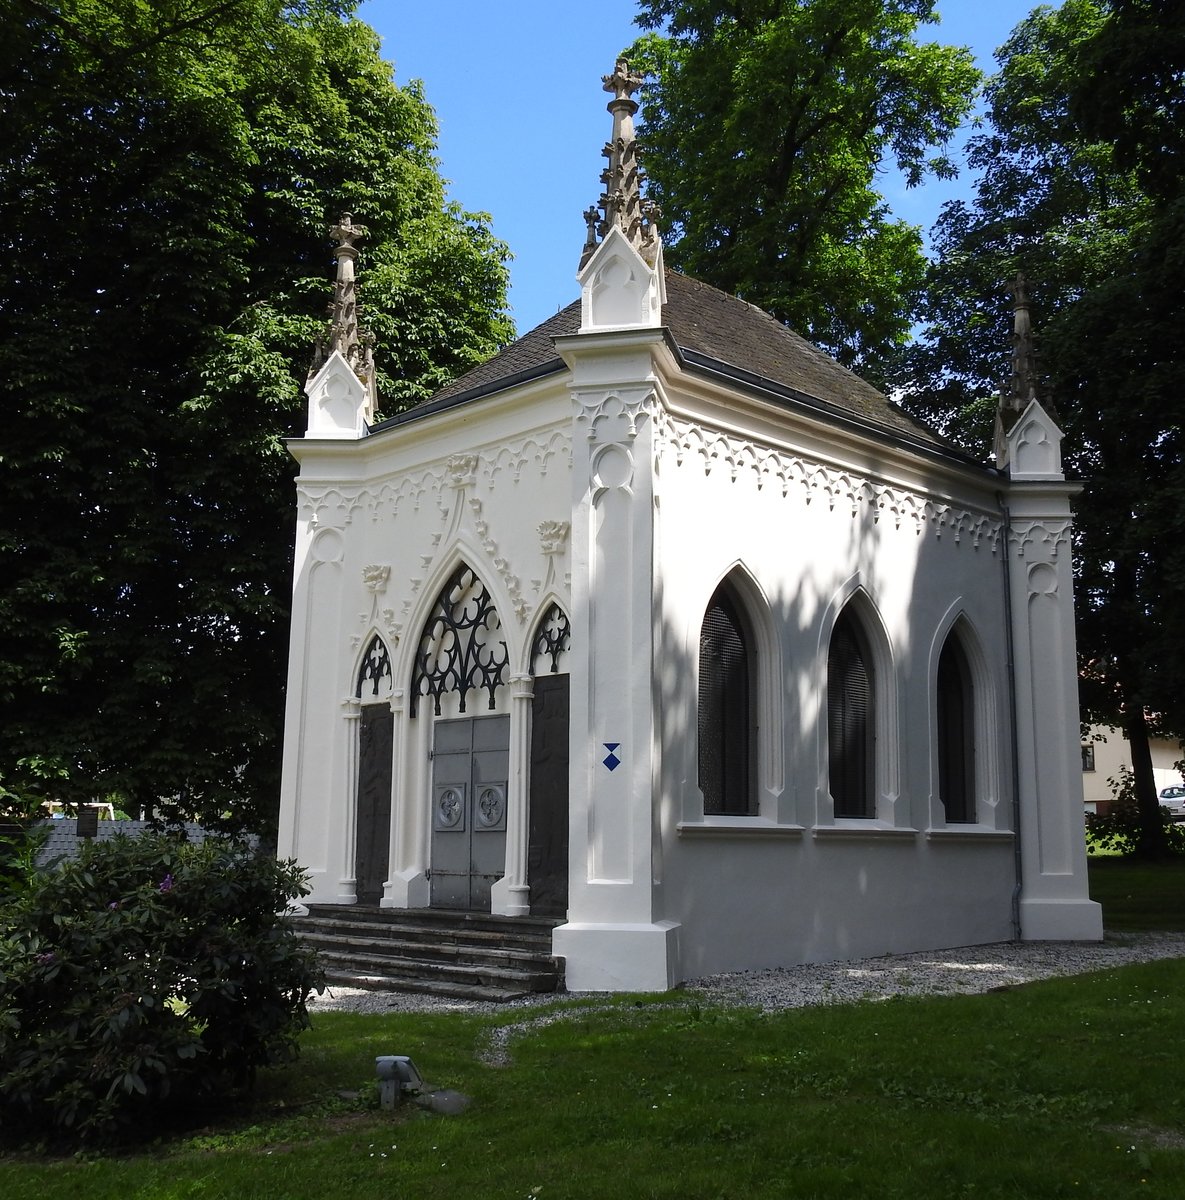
[0,831,323,1142]
[1086,765,1185,856]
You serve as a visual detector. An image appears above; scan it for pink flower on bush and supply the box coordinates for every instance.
[159,873,174,893]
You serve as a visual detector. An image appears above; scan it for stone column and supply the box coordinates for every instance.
[337,698,361,903]
[381,688,406,908]
[492,673,534,916]
[385,688,430,909]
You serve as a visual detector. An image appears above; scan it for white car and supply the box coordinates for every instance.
[1158,785,1185,821]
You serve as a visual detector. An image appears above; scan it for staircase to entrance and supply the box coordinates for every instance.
[290,905,565,1002]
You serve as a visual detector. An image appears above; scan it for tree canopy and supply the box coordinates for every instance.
[896,0,1185,854]
[625,0,980,380]
[0,0,512,830]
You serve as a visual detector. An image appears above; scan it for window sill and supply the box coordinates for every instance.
[813,825,918,843]
[925,828,1015,844]
[677,819,804,841]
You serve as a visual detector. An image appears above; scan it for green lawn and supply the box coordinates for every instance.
[1088,856,1185,930]
[2,859,1183,1199]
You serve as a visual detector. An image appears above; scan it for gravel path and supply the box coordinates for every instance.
[306,931,1185,1017]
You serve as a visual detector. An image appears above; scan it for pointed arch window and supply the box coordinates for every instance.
[410,565,509,717]
[828,609,875,818]
[698,582,755,815]
[356,634,392,699]
[937,633,975,823]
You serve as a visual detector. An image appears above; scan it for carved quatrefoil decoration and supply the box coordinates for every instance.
[436,787,464,829]
[476,786,506,829]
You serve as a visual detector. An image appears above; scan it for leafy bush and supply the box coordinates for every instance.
[0,831,322,1142]
[1086,766,1185,856]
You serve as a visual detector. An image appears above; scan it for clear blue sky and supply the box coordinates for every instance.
[356,0,1042,335]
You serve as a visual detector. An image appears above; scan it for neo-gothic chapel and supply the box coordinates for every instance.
[278,62,1100,991]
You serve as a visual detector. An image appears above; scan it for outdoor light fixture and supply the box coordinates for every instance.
[375,1055,423,1110]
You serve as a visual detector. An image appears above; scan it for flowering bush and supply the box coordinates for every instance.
[0,831,322,1142]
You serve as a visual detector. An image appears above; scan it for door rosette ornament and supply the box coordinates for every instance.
[435,786,465,830]
[476,785,507,830]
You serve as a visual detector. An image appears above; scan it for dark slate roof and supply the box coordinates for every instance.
[376,271,960,457]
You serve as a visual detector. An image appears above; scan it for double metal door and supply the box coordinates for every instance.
[430,715,509,910]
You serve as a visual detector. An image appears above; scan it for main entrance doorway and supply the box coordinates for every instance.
[430,714,510,910]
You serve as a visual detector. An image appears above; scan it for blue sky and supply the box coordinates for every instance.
[356,0,1042,335]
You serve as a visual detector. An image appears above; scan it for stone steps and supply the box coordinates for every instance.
[290,905,564,1002]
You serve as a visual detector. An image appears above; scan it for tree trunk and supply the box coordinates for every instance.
[1123,704,1168,858]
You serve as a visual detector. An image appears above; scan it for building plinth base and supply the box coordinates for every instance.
[1019,896,1104,941]
[553,920,682,992]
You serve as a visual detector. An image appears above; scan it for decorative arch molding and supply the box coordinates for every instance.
[295,427,573,529]
[926,604,1005,831]
[658,414,1002,552]
[407,560,511,718]
[817,578,901,824]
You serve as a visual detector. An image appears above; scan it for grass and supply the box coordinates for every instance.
[1088,856,1185,931]
[2,859,1183,1199]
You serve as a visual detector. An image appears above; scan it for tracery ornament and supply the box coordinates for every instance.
[410,565,510,717]
[531,603,571,675]
[356,634,393,699]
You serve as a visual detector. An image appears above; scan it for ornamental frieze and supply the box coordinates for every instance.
[659,415,1003,552]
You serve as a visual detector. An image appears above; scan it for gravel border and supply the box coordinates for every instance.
[306,931,1185,1016]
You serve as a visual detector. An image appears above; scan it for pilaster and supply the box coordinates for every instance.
[552,331,681,990]
[1006,464,1102,940]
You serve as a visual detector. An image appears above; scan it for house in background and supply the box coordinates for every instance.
[276,62,1101,992]
[1081,726,1184,815]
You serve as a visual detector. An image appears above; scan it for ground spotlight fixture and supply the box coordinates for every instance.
[375,1055,424,1109]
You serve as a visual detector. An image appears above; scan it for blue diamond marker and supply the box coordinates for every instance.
[602,742,621,772]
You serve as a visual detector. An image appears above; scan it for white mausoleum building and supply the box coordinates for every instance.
[277,62,1101,991]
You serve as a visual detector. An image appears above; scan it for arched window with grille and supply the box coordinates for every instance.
[698,581,755,815]
[410,563,509,718]
[828,608,875,818]
[937,632,975,823]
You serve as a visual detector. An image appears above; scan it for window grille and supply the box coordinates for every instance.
[698,585,754,815]
[828,612,874,818]
[356,634,392,699]
[531,603,571,675]
[410,565,509,717]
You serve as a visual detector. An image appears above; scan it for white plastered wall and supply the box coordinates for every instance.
[277,381,574,909]
[651,378,1019,979]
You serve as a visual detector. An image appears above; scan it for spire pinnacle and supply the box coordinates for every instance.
[1007,272,1039,412]
[309,213,378,424]
[579,59,661,269]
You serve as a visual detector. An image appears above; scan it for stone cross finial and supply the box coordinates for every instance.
[579,59,661,270]
[602,58,643,103]
[330,213,366,249]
